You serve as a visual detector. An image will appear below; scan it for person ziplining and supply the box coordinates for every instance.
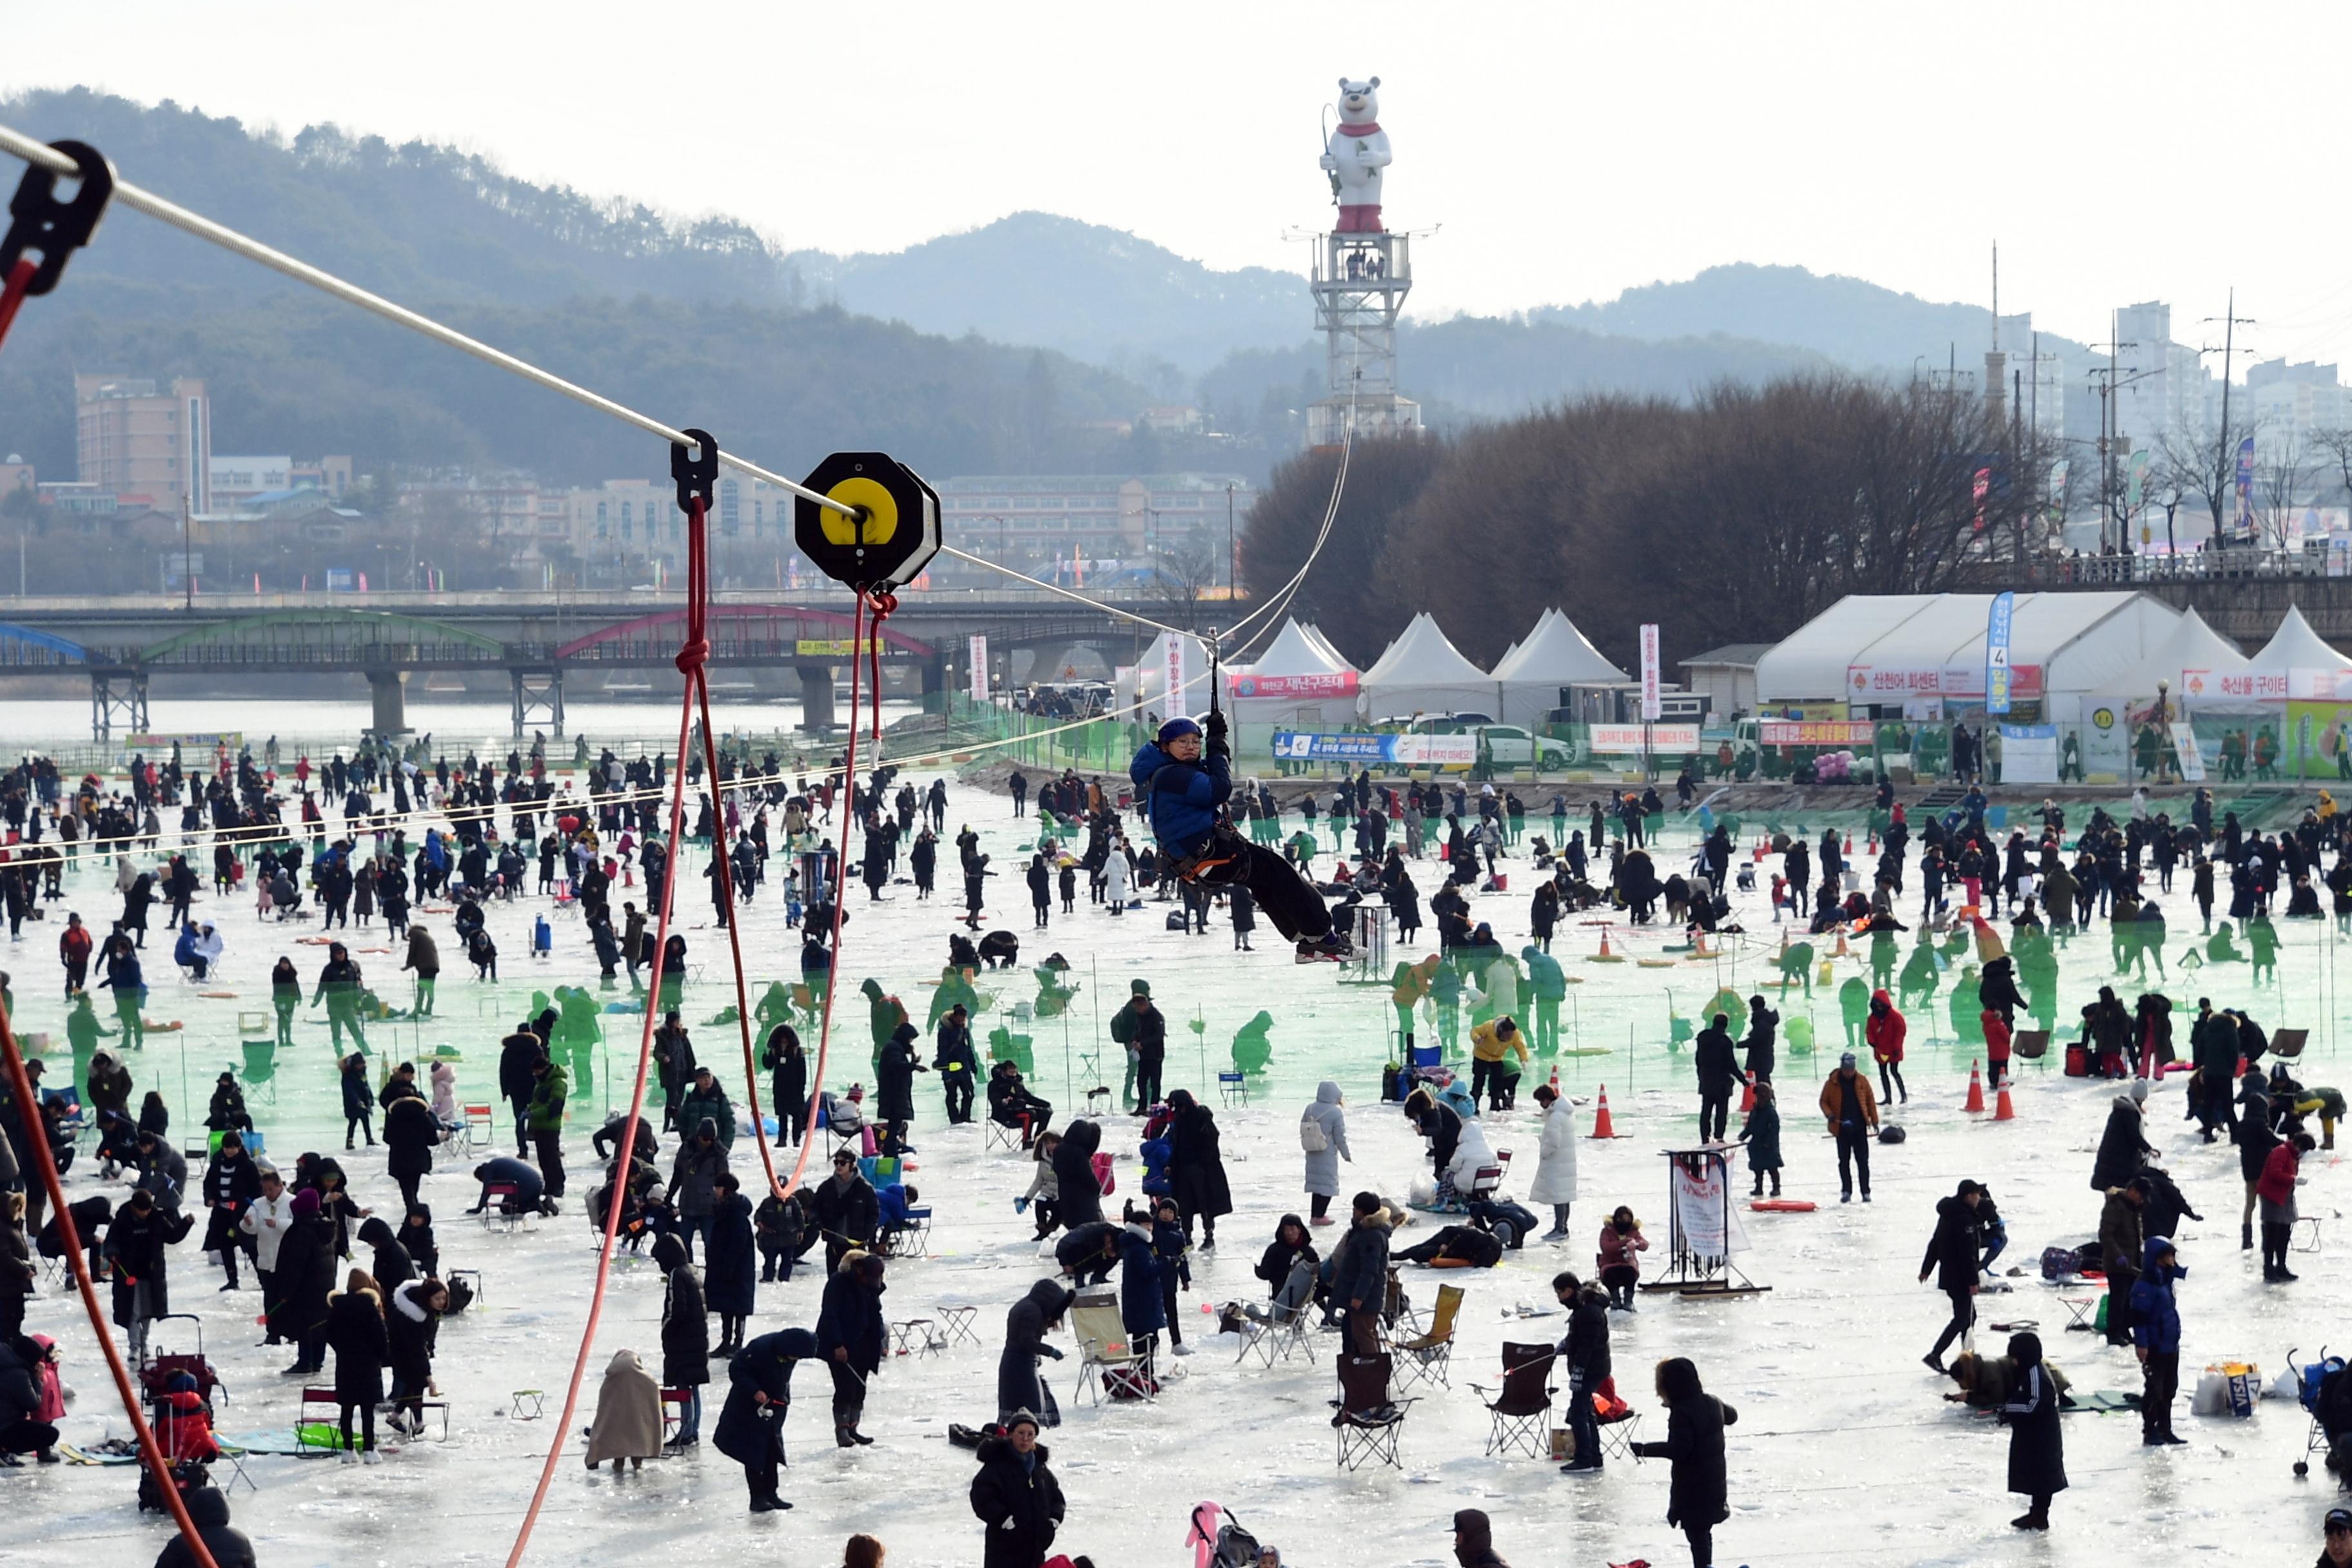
[1130,710,1353,963]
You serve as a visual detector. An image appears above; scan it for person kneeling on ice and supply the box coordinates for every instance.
[466,1156,553,1217]
[1130,716,1351,963]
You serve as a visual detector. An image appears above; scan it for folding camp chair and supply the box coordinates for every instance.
[462,1102,496,1153]
[295,1386,344,1453]
[478,1184,529,1233]
[984,1118,1024,1153]
[1390,1282,1463,1391]
[1070,1291,1153,1407]
[1589,1382,1645,1462]
[1218,1071,1249,1108]
[1471,1342,1556,1458]
[1236,1260,1319,1368]
[658,1387,692,1447]
[2273,1028,2309,1060]
[2012,1030,2051,1067]
[1333,1351,1413,1471]
[139,1316,226,1413]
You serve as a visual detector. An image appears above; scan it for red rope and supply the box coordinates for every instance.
[0,257,36,357]
[789,590,872,1206]
[0,997,220,1568]
[503,498,702,1568]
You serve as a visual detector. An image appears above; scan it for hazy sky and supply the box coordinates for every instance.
[10,1,2352,370]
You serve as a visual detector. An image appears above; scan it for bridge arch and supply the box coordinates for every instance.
[0,622,89,666]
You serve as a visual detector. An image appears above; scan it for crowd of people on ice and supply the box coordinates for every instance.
[5,730,2352,1567]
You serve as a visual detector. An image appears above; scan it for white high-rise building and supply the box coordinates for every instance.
[2110,302,2211,455]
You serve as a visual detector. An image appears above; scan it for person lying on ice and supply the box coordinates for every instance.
[1131,716,1351,962]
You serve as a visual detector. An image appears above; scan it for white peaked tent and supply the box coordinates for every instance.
[1360,613,1496,720]
[2252,604,2352,698]
[2155,608,2253,707]
[1302,624,1353,669]
[1229,617,1362,730]
[1493,609,1632,725]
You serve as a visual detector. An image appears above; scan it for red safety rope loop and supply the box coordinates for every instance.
[0,1001,222,1568]
[0,256,36,357]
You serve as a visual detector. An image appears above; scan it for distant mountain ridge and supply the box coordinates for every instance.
[787,213,1305,380]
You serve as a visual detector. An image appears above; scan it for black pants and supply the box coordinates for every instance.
[511,1093,531,1152]
[1133,1057,1162,1112]
[2142,1349,2179,1436]
[1698,1090,1730,1142]
[1683,1520,1714,1568]
[346,1112,373,1146]
[2262,1220,2294,1275]
[828,1359,862,1426]
[1930,1288,1974,1361]
[1878,1061,1906,1102]
[2104,1268,2137,1346]
[943,1078,974,1124]
[1835,1124,1871,1197]
[1195,840,1331,943]
[256,1268,280,1340]
[340,1398,376,1452]
[741,1445,778,1503]
[0,1416,59,1456]
[1310,1192,1332,1220]
[533,1127,565,1196]
[1471,1058,1503,1109]
[397,1172,422,1213]
[784,1103,810,1144]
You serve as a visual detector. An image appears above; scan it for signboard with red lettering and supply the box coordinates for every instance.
[1758,721,1876,747]
[1591,724,1700,752]
[1230,671,1359,700]
[1847,663,2042,700]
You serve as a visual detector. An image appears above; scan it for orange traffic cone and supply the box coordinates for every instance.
[1844,832,1855,855]
[1753,842,1765,863]
[1593,931,1622,963]
[1589,1084,1617,1139]
[1994,1081,2015,1121]
[1868,832,1879,856]
[1739,1072,1756,1113]
[1549,1063,1561,1094]
[1832,930,1852,959]
[1963,1060,1985,1113]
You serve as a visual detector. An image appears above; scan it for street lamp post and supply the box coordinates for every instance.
[1226,482,1237,598]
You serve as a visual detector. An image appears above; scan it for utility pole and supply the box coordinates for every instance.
[181,491,193,610]
[1225,481,1237,600]
[2202,289,2256,553]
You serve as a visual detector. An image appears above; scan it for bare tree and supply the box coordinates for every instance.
[1148,534,1226,632]
[2311,425,2352,508]
[2159,408,2261,552]
[2258,430,2313,551]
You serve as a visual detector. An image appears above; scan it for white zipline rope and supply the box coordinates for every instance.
[0,123,851,517]
[0,121,1292,651]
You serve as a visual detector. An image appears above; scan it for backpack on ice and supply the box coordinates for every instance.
[1187,1502,1260,1568]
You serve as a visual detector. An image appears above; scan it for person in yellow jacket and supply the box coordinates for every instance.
[1389,955,1440,1055]
[1469,1016,1531,1112]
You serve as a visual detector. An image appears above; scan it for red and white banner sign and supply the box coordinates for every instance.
[1228,670,1359,701]
[1758,720,1876,747]
[1847,663,2043,700]
[1640,624,1661,721]
[968,634,989,701]
[2204,669,2291,701]
[1591,724,1700,752]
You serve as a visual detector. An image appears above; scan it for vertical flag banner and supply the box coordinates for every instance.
[1640,623,1662,721]
[1972,467,1991,532]
[967,634,989,702]
[1985,590,2015,714]
[2236,436,2257,537]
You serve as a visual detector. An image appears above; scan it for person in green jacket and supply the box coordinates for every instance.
[556,986,603,1099]
[1429,961,1464,1055]
[861,977,906,1070]
[1231,1011,1275,1075]
[2248,913,2279,984]
[526,1055,569,1198]
[1521,944,1567,1056]
[1839,975,1871,1052]
[678,1064,736,1152]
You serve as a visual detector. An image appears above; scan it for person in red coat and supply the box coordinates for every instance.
[1983,1008,2013,1091]
[2258,1131,2317,1282]
[1867,988,1908,1104]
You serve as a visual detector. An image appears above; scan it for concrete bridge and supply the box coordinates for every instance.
[0,589,1171,739]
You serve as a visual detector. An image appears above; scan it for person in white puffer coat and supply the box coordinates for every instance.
[1529,1082,1580,1240]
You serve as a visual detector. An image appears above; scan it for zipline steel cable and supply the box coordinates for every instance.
[0,124,850,519]
[0,122,1215,649]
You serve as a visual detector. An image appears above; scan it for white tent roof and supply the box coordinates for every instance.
[1754,594,1941,701]
[1493,608,1631,685]
[1361,613,1495,718]
[1755,591,2188,704]
[2254,603,2347,671]
[2158,607,2247,671]
[1248,617,1355,677]
[1302,624,1351,669]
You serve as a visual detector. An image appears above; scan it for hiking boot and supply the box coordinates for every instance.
[1923,1355,1945,1374]
[2011,1511,2050,1531]
[2242,1224,2255,1251]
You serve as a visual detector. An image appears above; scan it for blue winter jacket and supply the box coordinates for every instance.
[2128,1235,2185,1355]
[1118,1225,1165,1337]
[1130,743,1231,860]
